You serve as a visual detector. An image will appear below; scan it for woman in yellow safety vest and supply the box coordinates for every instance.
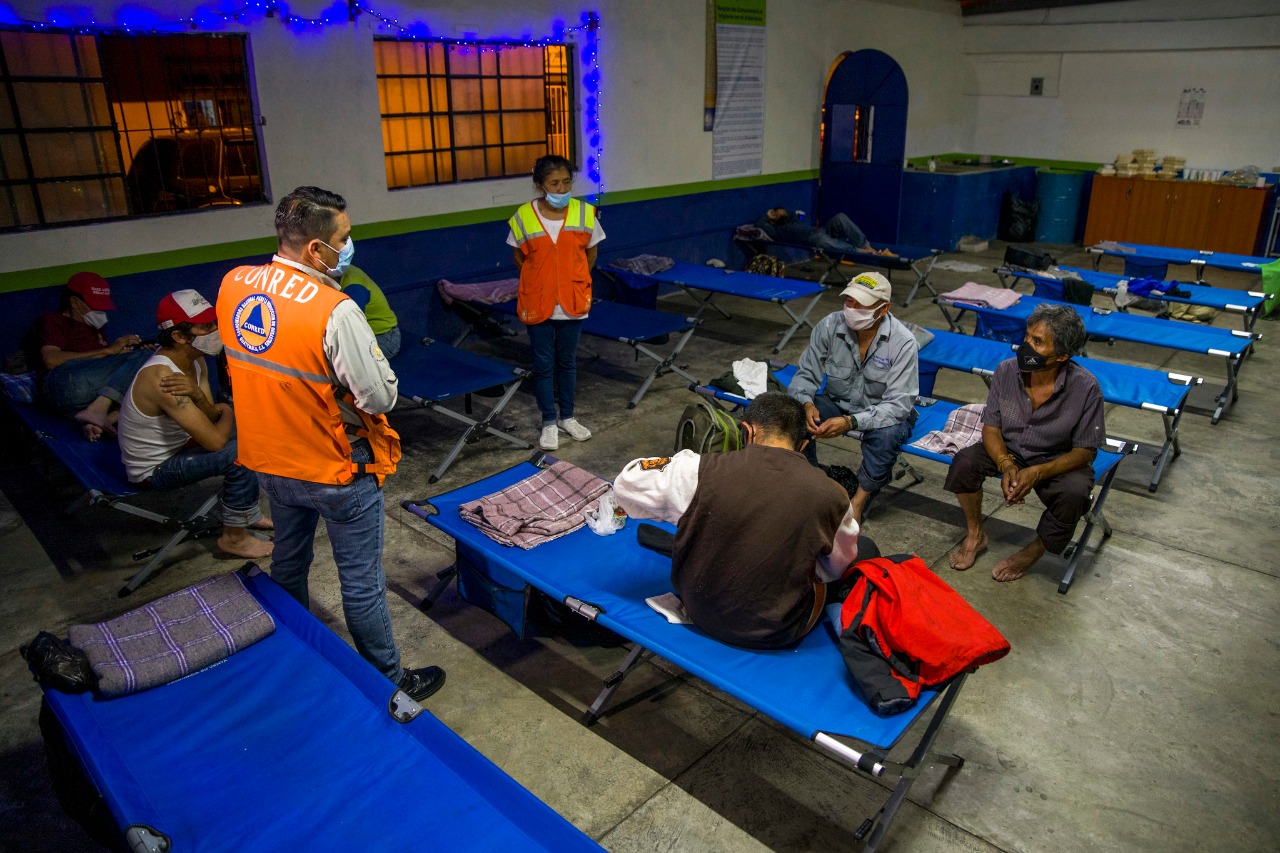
[506,155,606,451]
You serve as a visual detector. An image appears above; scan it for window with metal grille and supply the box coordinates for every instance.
[374,38,575,189]
[0,28,266,231]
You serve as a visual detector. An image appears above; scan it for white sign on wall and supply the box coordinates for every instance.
[1176,88,1205,127]
[712,0,766,179]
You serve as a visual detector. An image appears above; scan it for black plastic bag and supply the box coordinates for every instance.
[20,632,96,693]
[998,193,1039,243]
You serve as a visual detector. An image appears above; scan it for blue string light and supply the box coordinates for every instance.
[10,2,605,202]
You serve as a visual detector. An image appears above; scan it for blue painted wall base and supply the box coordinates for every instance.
[2,179,817,355]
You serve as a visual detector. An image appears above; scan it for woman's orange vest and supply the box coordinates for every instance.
[216,259,400,486]
[508,198,597,325]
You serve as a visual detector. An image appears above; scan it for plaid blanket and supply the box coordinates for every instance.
[0,370,35,404]
[460,461,610,549]
[942,282,1022,311]
[437,278,519,306]
[607,254,674,276]
[910,403,986,456]
[68,573,275,697]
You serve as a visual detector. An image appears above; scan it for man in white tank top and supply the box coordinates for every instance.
[118,290,272,559]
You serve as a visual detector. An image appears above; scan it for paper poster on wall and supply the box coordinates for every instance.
[711,0,766,179]
[1176,88,1205,127]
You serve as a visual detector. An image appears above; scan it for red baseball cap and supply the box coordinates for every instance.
[66,272,115,311]
[156,289,217,330]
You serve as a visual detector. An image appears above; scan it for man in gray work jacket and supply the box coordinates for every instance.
[788,272,918,522]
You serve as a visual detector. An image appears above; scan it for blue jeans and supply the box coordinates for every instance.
[257,442,402,681]
[375,326,401,360]
[804,394,915,494]
[148,437,263,528]
[811,213,870,253]
[526,318,584,426]
[42,349,151,416]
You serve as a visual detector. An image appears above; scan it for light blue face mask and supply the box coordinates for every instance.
[320,238,355,278]
[543,191,571,209]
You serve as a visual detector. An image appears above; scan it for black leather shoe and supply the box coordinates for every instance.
[397,666,446,702]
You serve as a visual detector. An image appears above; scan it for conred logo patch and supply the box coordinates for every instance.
[233,294,278,353]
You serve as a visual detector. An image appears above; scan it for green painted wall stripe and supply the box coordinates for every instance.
[0,169,820,293]
[905,152,1103,171]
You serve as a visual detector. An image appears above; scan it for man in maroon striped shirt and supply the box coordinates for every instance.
[945,303,1105,582]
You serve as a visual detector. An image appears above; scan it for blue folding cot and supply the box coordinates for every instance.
[390,339,532,483]
[917,327,1199,491]
[696,370,1134,594]
[2,396,222,598]
[40,567,602,852]
[1087,241,1273,283]
[937,293,1257,424]
[608,261,826,352]
[403,458,972,851]
[478,299,703,408]
[995,264,1266,332]
[734,232,944,307]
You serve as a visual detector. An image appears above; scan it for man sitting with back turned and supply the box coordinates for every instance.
[945,303,1105,582]
[788,271,918,523]
[117,290,273,560]
[613,392,878,650]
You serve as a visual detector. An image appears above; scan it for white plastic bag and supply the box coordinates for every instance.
[584,489,626,536]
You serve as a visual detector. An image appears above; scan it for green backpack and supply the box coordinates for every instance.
[1261,257,1280,318]
[674,398,743,455]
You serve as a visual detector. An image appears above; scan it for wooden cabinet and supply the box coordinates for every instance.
[1082,175,1272,254]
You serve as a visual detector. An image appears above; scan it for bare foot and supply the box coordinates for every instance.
[74,408,117,438]
[948,533,988,570]
[992,540,1046,582]
[217,532,274,560]
[248,518,275,532]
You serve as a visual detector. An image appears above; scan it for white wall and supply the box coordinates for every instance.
[1,0,968,276]
[963,0,1280,169]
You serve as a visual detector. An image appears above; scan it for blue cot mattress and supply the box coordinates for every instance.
[489,298,695,341]
[420,463,941,751]
[629,261,825,302]
[391,340,523,402]
[1024,266,1264,313]
[1093,242,1271,273]
[42,571,601,852]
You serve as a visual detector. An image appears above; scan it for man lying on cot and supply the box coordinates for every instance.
[945,303,1105,582]
[613,392,879,650]
[117,290,274,560]
[755,208,895,256]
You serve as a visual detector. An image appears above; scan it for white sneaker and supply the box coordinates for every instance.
[557,418,592,441]
[539,424,559,451]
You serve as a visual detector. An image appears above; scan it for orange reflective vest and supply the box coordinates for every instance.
[508,198,596,325]
[216,259,400,486]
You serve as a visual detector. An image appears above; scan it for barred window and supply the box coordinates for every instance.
[375,38,574,189]
[0,28,266,231]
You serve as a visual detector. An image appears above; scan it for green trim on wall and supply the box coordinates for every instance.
[906,153,1103,171]
[0,169,820,293]
[0,236,278,295]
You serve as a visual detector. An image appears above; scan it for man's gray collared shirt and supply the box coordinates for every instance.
[788,311,918,430]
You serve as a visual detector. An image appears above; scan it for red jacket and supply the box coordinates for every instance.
[839,555,1010,715]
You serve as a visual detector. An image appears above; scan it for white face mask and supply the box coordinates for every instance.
[842,305,882,331]
[192,331,224,356]
[81,310,108,329]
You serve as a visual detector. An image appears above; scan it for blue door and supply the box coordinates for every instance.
[819,50,908,244]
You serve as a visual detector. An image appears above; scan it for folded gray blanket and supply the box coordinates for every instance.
[460,461,610,549]
[68,573,275,697]
[608,254,675,276]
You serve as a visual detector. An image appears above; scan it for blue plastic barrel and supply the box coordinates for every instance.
[1034,169,1086,243]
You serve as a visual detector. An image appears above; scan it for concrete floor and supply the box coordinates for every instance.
[2,241,1278,851]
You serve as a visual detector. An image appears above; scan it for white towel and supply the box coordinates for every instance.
[732,358,768,399]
